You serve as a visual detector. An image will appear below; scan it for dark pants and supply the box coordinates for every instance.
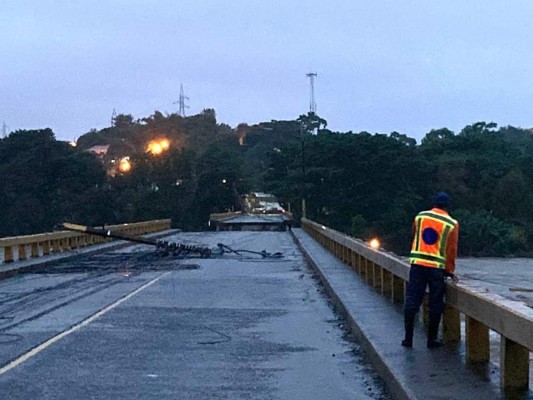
[404,264,445,341]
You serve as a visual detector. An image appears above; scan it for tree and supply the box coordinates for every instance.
[420,128,454,149]
[454,209,526,256]
[0,129,107,236]
[297,112,328,133]
[390,131,416,147]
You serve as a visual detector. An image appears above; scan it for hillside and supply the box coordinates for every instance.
[2,112,533,256]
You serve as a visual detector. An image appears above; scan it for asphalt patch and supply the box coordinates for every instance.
[28,252,201,275]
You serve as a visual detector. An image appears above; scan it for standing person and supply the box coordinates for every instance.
[402,192,459,348]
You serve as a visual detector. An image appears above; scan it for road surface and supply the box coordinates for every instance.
[0,231,391,400]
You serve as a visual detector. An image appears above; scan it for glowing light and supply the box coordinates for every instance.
[146,138,170,155]
[369,238,380,250]
[149,142,163,155]
[119,157,132,173]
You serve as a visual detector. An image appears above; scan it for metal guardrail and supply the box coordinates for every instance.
[0,219,171,263]
[302,218,532,390]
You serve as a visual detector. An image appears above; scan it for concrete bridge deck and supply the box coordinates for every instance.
[0,231,390,400]
[1,228,531,399]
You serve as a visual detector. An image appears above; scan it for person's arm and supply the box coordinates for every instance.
[445,223,459,280]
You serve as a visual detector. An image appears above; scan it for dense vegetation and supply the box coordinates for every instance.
[1,111,532,257]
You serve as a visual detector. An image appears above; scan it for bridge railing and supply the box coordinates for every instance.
[0,219,171,264]
[302,218,532,391]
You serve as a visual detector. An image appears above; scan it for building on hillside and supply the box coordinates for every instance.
[86,145,110,158]
[243,192,286,214]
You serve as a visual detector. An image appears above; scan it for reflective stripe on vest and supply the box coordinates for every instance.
[409,210,456,268]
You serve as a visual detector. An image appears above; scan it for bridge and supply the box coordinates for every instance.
[0,219,531,399]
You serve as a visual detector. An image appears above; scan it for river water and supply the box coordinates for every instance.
[457,258,533,308]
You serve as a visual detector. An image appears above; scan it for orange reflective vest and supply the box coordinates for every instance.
[409,209,458,269]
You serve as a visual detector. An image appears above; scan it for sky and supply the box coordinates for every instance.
[2,0,533,142]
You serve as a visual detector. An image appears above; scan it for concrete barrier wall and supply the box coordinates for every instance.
[0,219,171,263]
[302,218,532,390]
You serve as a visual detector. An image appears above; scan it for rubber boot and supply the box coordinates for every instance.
[427,314,443,348]
[402,314,415,348]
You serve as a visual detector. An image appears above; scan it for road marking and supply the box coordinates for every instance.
[0,272,170,376]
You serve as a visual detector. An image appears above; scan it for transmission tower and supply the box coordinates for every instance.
[306,72,317,114]
[1,121,9,138]
[111,108,117,127]
[176,84,190,117]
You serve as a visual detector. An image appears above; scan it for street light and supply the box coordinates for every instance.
[119,157,132,173]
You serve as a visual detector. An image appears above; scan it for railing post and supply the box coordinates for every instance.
[60,238,69,251]
[18,244,27,261]
[443,305,461,343]
[500,336,530,390]
[42,240,50,256]
[69,237,78,250]
[350,249,356,270]
[342,245,347,263]
[466,316,490,363]
[357,254,363,275]
[4,246,14,263]
[392,275,405,304]
[382,269,393,299]
[373,264,382,291]
[52,239,61,253]
[31,243,39,258]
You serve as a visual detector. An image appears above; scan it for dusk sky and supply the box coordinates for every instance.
[2,1,533,142]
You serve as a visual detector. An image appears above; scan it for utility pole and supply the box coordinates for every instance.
[177,84,190,117]
[306,72,317,114]
[299,121,307,220]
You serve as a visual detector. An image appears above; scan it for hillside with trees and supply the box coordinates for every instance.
[1,110,533,257]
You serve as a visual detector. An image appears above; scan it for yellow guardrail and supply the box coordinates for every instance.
[301,218,532,391]
[0,219,171,263]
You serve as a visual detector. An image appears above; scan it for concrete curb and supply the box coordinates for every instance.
[291,230,416,400]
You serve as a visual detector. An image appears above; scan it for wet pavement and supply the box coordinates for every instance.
[292,229,533,400]
[0,231,391,400]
